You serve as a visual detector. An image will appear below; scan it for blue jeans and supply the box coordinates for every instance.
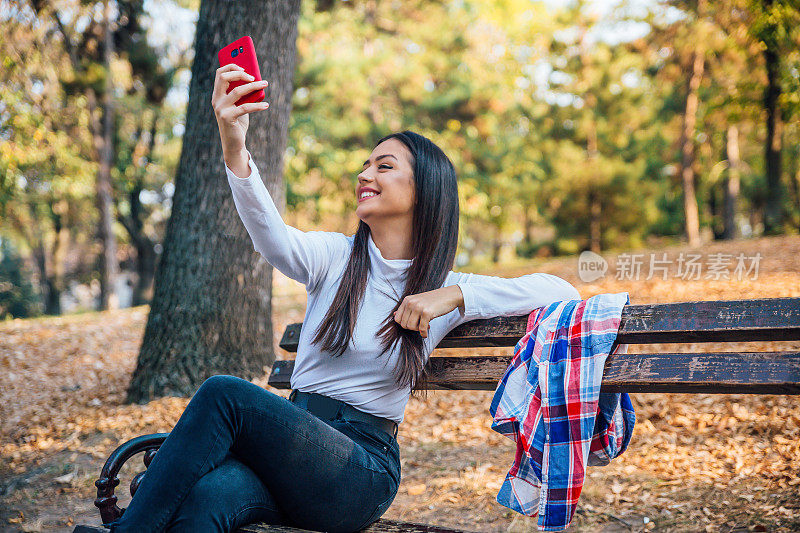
[105,375,401,533]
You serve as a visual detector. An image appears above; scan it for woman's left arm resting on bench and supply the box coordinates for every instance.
[446,271,581,322]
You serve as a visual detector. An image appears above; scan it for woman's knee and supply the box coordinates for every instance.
[195,374,247,400]
[200,373,242,390]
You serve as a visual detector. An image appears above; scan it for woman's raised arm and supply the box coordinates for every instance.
[225,150,347,293]
[213,63,346,293]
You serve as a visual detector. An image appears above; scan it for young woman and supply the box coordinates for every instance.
[106,63,580,533]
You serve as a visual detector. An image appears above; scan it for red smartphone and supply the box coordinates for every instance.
[217,36,265,106]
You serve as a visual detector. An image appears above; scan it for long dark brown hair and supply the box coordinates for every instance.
[309,130,460,400]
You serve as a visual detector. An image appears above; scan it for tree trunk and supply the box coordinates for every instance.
[763,44,783,233]
[579,25,602,254]
[132,236,156,306]
[678,48,704,248]
[588,187,601,253]
[794,170,800,231]
[24,199,66,316]
[45,200,70,315]
[31,240,49,314]
[126,0,302,402]
[130,114,160,307]
[586,109,601,254]
[121,171,158,307]
[95,0,119,310]
[791,153,800,231]
[723,124,741,240]
[523,205,534,245]
[585,109,601,254]
[492,227,502,263]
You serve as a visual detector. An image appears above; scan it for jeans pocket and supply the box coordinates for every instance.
[343,419,393,456]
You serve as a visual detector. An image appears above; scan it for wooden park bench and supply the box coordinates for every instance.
[74,296,800,533]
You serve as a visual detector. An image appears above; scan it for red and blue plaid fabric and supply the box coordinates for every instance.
[489,292,636,531]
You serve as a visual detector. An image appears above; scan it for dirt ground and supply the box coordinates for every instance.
[1,235,798,532]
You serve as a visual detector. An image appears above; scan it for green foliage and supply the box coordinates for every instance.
[0,0,188,315]
[748,0,800,50]
[3,0,800,302]
[286,0,668,255]
[0,238,41,320]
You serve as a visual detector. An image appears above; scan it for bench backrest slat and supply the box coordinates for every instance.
[268,351,800,394]
[278,297,800,352]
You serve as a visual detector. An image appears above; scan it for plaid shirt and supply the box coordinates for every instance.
[488,292,636,531]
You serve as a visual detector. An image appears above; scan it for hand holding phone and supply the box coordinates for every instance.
[217,35,266,106]
[212,36,270,166]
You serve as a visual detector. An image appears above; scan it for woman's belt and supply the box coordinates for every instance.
[289,389,398,439]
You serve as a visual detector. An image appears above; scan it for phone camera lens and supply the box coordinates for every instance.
[231,49,238,58]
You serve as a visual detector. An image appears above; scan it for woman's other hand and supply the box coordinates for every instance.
[211,64,270,169]
[393,285,464,339]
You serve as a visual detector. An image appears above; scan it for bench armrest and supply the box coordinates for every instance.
[93,432,170,525]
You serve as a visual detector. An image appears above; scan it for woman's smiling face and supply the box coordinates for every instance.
[355,138,416,224]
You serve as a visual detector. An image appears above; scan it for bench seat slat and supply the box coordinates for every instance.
[269,352,800,394]
[74,518,478,533]
[278,297,800,351]
[239,518,478,532]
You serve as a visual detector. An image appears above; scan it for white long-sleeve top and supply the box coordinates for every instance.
[225,150,581,424]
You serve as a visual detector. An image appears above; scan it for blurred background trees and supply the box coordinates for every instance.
[126,0,303,401]
[2,0,800,320]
